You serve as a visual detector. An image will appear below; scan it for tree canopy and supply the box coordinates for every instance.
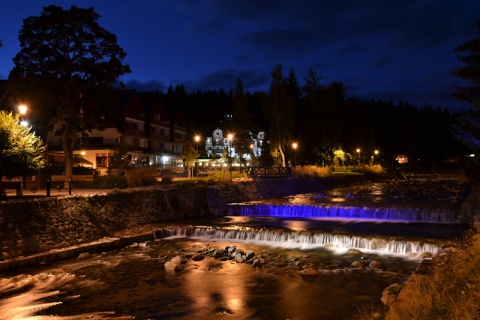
[262,65,297,166]
[0,111,45,183]
[452,18,480,179]
[8,5,131,180]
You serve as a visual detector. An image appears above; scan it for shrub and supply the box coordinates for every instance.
[160,169,174,184]
[126,167,157,187]
[357,164,384,174]
[89,175,128,189]
[294,165,331,178]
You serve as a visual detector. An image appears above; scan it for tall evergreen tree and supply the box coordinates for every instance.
[262,64,296,166]
[231,78,255,167]
[451,19,480,178]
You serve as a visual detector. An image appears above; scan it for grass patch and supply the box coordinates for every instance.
[364,225,480,320]
[89,175,128,189]
[357,164,384,174]
[294,165,331,177]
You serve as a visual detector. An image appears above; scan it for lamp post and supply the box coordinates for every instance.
[374,149,379,165]
[355,148,361,170]
[18,104,28,127]
[194,135,200,177]
[17,105,29,196]
[292,142,298,177]
[227,133,233,178]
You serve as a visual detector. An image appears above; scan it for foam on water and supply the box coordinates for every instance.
[154,226,440,256]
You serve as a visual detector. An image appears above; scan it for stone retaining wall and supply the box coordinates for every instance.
[1,176,356,264]
[0,187,209,261]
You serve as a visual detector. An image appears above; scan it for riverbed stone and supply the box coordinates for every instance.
[171,256,187,265]
[369,260,382,269]
[235,252,246,263]
[381,283,403,306]
[301,268,318,276]
[164,261,181,271]
[351,261,364,268]
[192,254,205,261]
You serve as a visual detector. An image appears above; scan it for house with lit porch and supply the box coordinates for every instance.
[46,90,187,176]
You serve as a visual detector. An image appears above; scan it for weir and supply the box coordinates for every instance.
[153,226,441,256]
[227,203,459,223]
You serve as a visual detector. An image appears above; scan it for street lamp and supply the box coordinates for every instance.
[227,133,234,177]
[355,148,361,169]
[194,135,200,177]
[18,104,28,126]
[292,142,298,166]
[292,142,298,177]
[373,149,379,165]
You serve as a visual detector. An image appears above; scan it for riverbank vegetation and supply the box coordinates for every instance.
[359,223,480,320]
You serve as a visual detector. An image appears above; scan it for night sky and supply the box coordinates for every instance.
[1,0,479,111]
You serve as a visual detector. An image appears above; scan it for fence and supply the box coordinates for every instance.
[1,180,74,198]
[247,166,292,178]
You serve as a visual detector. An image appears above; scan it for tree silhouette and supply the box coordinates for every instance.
[9,5,130,180]
[451,19,480,178]
[262,64,296,166]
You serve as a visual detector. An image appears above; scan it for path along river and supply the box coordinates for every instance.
[0,179,472,320]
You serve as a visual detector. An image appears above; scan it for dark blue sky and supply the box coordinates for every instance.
[1,0,479,111]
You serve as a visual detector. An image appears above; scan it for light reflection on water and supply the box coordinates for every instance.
[0,238,417,320]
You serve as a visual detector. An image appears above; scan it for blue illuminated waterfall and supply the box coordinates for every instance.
[227,203,458,223]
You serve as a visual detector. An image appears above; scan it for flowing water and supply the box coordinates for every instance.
[0,180,471,320]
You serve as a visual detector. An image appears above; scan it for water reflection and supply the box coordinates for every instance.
[0,238,417,320]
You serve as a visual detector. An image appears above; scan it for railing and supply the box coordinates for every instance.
[247,166,292,177]
[1,180,74,198]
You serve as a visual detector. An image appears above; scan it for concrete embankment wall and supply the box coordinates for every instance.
[0,176,359,266]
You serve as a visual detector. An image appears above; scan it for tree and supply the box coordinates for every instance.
[183,141,198,178]
[9,5,131,180]
[0,111,45,191]
[451,19,480,179]
[262,64,297,166]
[231,78,256,169]
[110,137,130,170]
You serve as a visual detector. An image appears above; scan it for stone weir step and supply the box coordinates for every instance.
[228,203,460,223]
[0,233,156,272]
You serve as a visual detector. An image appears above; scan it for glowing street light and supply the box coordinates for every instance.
[227,133,234,177]
[194,135,200,177]
[292,142,298,166]
[18,105,27,116]
[292,142,298,177]
[18,104,28,126]
[372,149,379,165]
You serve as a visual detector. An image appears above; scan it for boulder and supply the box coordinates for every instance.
[351,261,364,268]
[245,250,255,260]
[369,260,382,269]
[192,254,205,261]
[164,261,181,271]
[301,268,318,276]
[171,255,186,264]
[212,249,225,258]
[381,283,403,307]
[252,258,263,268]
[235,252,246,263]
